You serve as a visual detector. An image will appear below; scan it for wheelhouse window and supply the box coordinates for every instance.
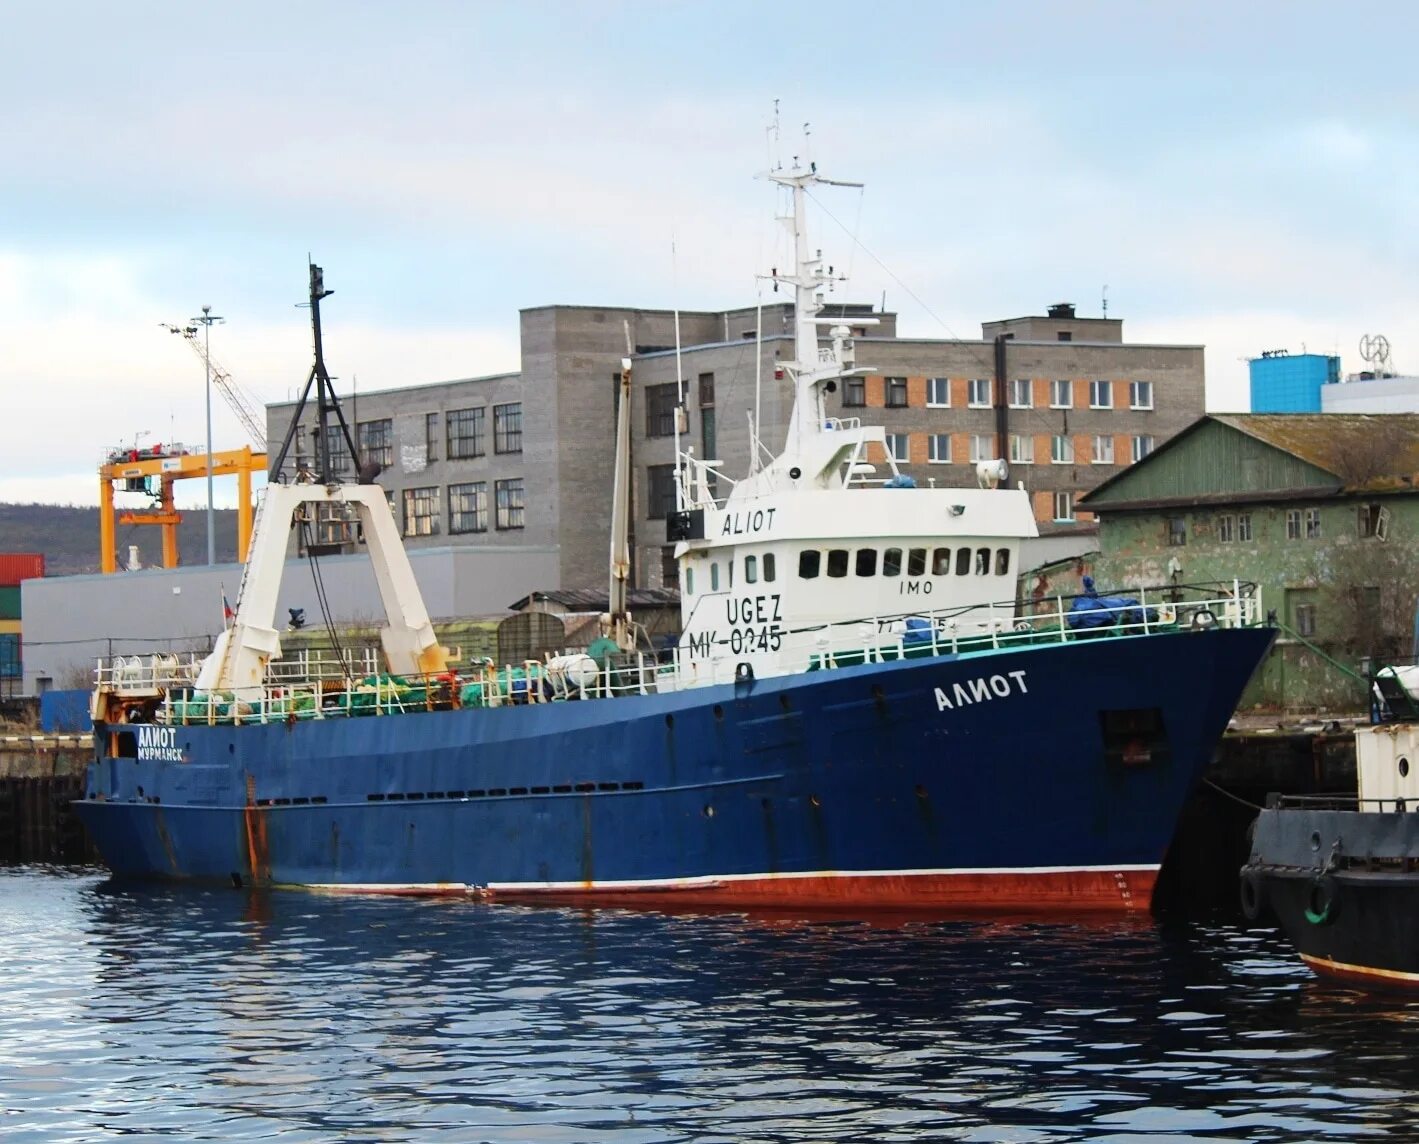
[447,407,485,459]
[402,486,440,537]
[855,548,877,576]
[826,549,849,578]
[967,378,991,408]
[995,548,1010,575]
[745,554,759,583]
[799,550,821,579]
[907,548,927,576]
[448,481,487,534]
[357,418,393,468]
[883,548,902,576]
[926,378,950,407]
[974,547,990,575]
[763,553,776,582]
[493,403,523,454]
[885,377,909,407]
[494,478,524,530]
[931,547,951,575]
[955,548,970,576]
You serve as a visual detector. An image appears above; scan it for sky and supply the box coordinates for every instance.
[3,0,1416,508]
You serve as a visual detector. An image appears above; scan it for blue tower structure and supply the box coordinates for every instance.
[1249,352,1340,412]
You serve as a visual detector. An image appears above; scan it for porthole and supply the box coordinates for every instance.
[1401,757,1411,778]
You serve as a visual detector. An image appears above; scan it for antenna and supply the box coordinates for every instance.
[1102,284,1108,318]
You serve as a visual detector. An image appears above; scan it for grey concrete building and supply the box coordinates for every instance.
[266,299,1203,594]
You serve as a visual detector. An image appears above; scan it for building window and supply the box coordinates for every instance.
[1286,509,1302,540]
[493,403,522,454]
[647,464,677,518]
[928,434,952,464]
[1218,513,1235,543]
[843,377,866,407]
[698,372,715,406]
[402,486,440,537]
[1306,508,1321,539]
[1053,491,1074,522]
[448,481,487,534]
[1167,516,1187,546]
[1009,435,1034,464]
[312,501,353,546]
[1288,588,1319,638]
[1237,512,1253,542]
[1359,503,1390,540]
[1051,436,1074,464]
[886,377,909,408]
[1129,380,1154,410]
[646,383,680,437]
[1057,331,1072,342]
[1051,379,1072,408]
[970,435,997,462]
[662,546,677,586]
[1092,435,1114,464]
[447,407,485,459]
[425,412,439,462]
[886,433,909,462]
[967,378,991,408]
[926,378,950,407]
[1090,380,1112,409]
[494,478,525,530]
[357,418,393,468]
[1009,378,1033,408]
[322,424,351,473]
[1131,435,1155,462]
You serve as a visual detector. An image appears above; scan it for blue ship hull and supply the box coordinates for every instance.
[76,626,1274,911]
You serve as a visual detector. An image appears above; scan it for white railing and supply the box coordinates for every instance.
[96,581,1263,727]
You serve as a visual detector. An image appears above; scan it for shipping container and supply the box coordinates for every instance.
[0,586,19,620]
[0,553,44,586]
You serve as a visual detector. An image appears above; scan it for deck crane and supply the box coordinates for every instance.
[161,323,268,450]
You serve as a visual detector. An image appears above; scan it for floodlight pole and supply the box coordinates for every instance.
[192,305,225,565]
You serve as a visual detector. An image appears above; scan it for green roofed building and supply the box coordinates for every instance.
[1079,413,1419,711]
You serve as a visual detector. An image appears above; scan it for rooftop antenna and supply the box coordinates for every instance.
[767,98,782,171]
[1360,333,1393,377]
[1102,284,1108,318]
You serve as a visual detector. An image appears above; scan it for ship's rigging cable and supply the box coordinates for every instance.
[299,518,354,684]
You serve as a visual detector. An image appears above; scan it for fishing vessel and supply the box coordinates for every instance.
[75,162,1275,911]
[1241,664,1419,985]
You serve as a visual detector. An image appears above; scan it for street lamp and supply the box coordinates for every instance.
[191,305,225,565]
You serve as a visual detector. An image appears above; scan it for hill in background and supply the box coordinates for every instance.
[0,503,241,577]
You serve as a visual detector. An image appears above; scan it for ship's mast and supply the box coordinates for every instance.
[766,166,868,459]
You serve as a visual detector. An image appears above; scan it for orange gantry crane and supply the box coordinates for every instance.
[99,444,267,573]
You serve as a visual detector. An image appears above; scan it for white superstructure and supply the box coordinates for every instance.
[668,163,1038,684]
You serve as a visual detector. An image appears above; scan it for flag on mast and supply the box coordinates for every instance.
[222,587,235,628]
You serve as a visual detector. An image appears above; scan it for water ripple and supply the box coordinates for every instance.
[1,868,1418,1141]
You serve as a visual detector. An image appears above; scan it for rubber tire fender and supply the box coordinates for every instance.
[1239,868,1265,921]
[1304,874,1339,926]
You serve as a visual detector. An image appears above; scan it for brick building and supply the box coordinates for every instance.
[267,300,1204,593]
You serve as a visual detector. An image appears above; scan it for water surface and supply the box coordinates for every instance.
[2,868,1416,1142]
